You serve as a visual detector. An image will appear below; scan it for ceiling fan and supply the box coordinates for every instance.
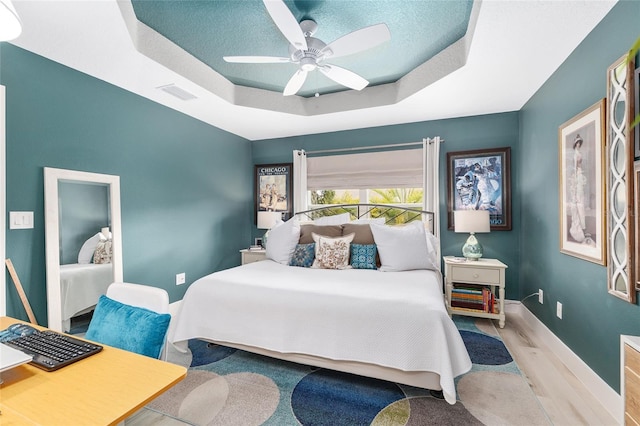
[223,0,391,97]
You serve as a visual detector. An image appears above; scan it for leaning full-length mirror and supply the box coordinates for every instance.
[44,168,123,332]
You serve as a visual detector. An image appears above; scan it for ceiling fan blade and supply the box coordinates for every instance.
[283,69,308,96]
[223,56,290,64]
[319,64,368,91]
[263,0,307,51]
[320,23,390,59]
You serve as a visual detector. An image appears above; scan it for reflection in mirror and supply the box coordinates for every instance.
[606,54,635,303]
[44,168,123,332]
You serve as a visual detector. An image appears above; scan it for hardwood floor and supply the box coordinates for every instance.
[498,310,618,426]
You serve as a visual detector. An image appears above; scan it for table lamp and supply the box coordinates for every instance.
[454,210,490,261]
[257,211,282,247]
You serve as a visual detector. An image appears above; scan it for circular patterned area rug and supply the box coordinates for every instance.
[146,317,549,425]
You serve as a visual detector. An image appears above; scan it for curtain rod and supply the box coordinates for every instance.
[303,138,443,156]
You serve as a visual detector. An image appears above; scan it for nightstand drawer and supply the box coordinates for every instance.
[450,265,500,284]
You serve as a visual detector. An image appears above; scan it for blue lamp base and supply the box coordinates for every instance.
[462,233,483,261]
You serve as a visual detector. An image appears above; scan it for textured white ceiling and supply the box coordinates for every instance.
[9,0,617,141]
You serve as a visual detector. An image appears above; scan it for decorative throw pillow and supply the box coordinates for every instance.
[342,223,381,266]
[350,244,377,270]
[265,218,301,265]
[85,295,171,359]
[341,223,374,244]
[370,221,432,272]
[299,224,343,244]
[93,239,113,264]
[311,232,355,269]
[289,243,316,268]
[78,233,103,264]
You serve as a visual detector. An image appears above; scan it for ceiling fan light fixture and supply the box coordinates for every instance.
[224,0,391,96]
[300,58,317,72]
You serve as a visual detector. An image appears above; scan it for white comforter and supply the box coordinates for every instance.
[60,263,112,322]
[172,260,471,404]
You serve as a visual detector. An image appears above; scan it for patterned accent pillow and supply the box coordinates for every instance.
[311,232,355,269]
[289,243,316,268]
[93,239,113,264]
[351,244,377,270]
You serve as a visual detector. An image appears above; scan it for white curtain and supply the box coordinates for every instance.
[423,137,441,238]
[292,150,307,213]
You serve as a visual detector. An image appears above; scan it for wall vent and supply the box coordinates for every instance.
[157,84,197,101]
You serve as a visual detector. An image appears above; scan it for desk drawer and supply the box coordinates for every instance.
[626,344,640,423]
[450,265,500,284]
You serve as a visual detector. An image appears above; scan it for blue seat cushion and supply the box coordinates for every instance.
[85,295,170,358]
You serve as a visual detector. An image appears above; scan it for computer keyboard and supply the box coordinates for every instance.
[4,330,103,371]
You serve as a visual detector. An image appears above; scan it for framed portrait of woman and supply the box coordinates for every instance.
[558,99,606,265]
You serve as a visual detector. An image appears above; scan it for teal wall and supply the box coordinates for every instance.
[0,44,252,325]
[252,112,521,299]
[519,0,640,391]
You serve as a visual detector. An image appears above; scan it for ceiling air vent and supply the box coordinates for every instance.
[157,84,197,101]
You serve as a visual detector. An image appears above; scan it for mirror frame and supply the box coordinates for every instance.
[44,167,123,331]
[606,54,636,303]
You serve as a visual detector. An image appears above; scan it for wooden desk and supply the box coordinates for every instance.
[0,317,187,425]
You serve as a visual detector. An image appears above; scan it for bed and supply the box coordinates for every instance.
[171,205,471,404]
[60,232,114,332]
[60,263,113,331]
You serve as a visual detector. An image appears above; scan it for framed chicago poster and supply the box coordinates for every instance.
[446,147,511,231]
[558,99,606,265]
[254,163,293,222]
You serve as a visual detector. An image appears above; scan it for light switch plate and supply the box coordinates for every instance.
[9,211,34,229]
[176,273,186,285]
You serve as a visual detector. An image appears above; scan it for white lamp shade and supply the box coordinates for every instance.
[454,210,490,233]
[0,0,22,41]
[257,211,281,229]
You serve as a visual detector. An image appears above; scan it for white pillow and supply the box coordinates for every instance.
[78,232,104,264]
[265,218,301,265]
[370,221,435,272]
[313,212,351,225]
[351,217,385,225]
[425,230,441,271]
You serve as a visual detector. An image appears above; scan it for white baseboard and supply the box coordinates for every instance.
[504,301,621,424]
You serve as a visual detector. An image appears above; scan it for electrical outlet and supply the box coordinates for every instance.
[176,272,186,285]
[556,301,562,319]
[538,289,543,304]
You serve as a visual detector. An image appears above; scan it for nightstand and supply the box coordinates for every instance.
[443,256,508,328]
[240,249,266,265]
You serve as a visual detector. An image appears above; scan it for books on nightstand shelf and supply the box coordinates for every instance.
[248,245,263,251]
[450,284,496,313]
